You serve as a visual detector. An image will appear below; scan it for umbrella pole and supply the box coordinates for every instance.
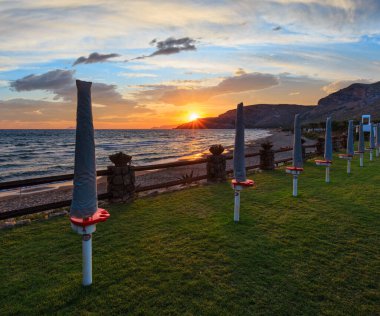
[347,160,351,174]
[234,185,241,222]
[360,153,364,167]
[292,174,298,197]
[82,234,92,286]
[325,166,330,183]
[370,150,373,161]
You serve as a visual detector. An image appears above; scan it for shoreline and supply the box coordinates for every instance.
[0,129,312,214]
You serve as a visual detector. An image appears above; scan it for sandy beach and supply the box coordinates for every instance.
[0,130,315,214]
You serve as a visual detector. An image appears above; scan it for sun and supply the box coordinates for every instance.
[189,113,199,121]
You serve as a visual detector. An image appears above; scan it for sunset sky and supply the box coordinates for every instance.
[1,0,380,129]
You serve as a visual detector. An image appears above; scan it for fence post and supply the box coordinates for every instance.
[259,141,275,170]
[107,152,135,202]
[206,144,226,182]
[316,137,325,156]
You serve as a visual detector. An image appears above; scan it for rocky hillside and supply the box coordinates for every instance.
[176,104,311,129]
[176,81,380,129]
[301,81,380,123]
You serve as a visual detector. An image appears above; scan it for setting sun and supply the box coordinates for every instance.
[189,113,199,121]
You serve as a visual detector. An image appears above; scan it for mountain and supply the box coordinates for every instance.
[176,81,380,129]
[176,104,312,129]
[301,81,380,123]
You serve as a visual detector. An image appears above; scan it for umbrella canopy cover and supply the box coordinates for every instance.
[324,117,333,161]
[377,123,380,147]
[70,80,98,218]
[347,120,354,155]
[233,103,246,182]
[370,123,376,149]
[292,114,303,168]
[358,122,365,153]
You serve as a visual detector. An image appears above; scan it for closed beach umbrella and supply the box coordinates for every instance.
[358,122,365,153]
[347,120,354,156]
[377,123,380,157]
[342,120,354,174]
[70,80,110,286]
[71,80,98,218]
[370,123,375,149]
[358,122,365,167]
[369,123,376,161]
[293,114,303,168]
[232,103,254,222]
[324,117,333,162]
[315,117,333,182]
[233,103,246,182]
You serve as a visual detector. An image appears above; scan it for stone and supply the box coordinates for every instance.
[109,152,132,167]
[259,141,275,170]
[209,144,225,155]
[207,154,227,182]
[113,175,124,185]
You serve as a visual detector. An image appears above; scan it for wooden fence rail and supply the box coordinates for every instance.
[0,144,319,221]
[0,147,296,191]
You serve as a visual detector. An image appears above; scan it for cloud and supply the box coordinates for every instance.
[4,69,151,126]
[10,69,74,92]
[135,72,279,106]
[322,79,372,94]
[130,37,197,61]
[272,26,281,31]
[73,52,120,66]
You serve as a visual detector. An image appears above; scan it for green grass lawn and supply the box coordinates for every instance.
[0,154,379,315]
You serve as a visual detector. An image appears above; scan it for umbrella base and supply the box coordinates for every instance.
[285,166,303,175]
[338,154,353,160]
[315,160,332,167]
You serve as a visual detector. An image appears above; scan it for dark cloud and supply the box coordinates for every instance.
[6,69,150,123]
[10,69,74,92]
[272,26,282,31]
[73,52,120,66]
[129,37,197,61]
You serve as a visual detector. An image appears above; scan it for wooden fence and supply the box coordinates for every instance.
[0,144,317,221]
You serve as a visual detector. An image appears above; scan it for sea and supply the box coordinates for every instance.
[0,129,271,182]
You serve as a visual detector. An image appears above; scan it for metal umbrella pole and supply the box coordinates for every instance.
[70,80,110,286]
[376,123,380,157]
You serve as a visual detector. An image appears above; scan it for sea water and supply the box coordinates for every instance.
[0,129,271,182]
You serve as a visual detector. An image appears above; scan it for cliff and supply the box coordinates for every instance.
[176,81,380,129]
